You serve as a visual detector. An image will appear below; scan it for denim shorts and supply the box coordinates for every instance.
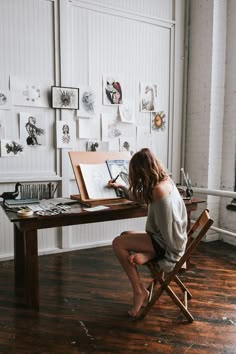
[150,236,165,261]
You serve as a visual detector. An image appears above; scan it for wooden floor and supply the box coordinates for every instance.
[0,240,235,354]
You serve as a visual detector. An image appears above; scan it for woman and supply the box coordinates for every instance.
[107,148,187,317]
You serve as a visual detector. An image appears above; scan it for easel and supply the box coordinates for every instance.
[69,151,131,207]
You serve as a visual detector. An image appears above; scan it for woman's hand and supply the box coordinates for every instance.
[107,180,122,189]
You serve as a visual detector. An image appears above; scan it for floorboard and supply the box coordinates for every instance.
[0,240,235,353]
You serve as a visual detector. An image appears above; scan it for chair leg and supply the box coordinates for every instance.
[174,275,192,300]
[165,285,194,322]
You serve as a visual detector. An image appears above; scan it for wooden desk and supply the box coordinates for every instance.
[2,197,205,310]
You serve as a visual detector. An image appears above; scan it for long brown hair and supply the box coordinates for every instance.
[128,148,167,204]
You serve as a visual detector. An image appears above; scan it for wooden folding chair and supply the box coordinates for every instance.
[136,209,214,322]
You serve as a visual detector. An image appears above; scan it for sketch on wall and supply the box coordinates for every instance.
[102,114,122,140]
[0,114,6,139]
[140,83,158,112]
[20,112,46,146]
[103,74,123,105]
[11,76,49,108]
[119,100,135,123]
[119,137,136,155]
[0,90,11,110]
[136,126,152,150]
[78,117,100,139]
[86,140,109,152]
[52,86,79,110]
[76,86,95,117]
[56,120,76,148]
[0,140,24,157]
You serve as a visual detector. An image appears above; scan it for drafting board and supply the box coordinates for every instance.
[69,151,131,206]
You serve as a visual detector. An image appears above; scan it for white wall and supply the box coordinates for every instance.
[185,0,236,244]
[0,0,186,260]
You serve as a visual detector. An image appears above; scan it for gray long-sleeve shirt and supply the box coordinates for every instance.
[145,182,188,272]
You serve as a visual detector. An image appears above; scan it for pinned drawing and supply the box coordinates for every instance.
[140,83,157,112]
[0,140,24,157]
[103,74,123,105]
[51,86,79,110]
[119,100,135,123]
[0,114,6,139]
[86,140,109,152]
[152,111,166,131]
[77,86,95,117]
[0,90,11,110]
[20,112,46,146]
[11,76,49,107]
[120,137,136,155]
[56,120,76,148]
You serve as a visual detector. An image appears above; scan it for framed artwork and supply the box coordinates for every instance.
[51,86,79,110]
[140,83,158,112]
[103,74,123,105]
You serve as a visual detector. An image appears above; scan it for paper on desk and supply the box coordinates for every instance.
[83,205,110,212]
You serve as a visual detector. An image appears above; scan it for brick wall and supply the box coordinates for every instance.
[186,0,236,244]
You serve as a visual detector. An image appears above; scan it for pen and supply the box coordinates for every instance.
[112,174,120,183]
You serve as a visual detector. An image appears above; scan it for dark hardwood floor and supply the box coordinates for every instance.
[0,240,235,354]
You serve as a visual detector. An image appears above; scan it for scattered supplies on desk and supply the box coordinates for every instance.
[17,209,34,217]
[83,205,110,212]
[4,198,40,208]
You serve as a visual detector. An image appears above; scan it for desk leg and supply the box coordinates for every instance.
[14,224,25,289]
[14,225,39,310]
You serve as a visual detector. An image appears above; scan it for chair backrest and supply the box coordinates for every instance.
[167,209,214,278]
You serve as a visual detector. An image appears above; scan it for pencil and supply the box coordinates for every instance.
[112,174,120,183]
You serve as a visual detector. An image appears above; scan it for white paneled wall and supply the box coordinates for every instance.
[0,0,185,260]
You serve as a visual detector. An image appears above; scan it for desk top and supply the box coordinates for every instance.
[1,197,206,232]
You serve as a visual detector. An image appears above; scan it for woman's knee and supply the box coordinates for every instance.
[112,231,131,249]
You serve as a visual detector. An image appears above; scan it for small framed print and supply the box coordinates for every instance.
[51,86,79,110]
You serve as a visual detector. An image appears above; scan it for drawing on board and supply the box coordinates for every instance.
[0,114,6,139]
[20,112,46,146]
[103,74,123,105]
[0,140,24,157]
[77,86,95,117]
[106,159,129,185]
[56,120,76,148]
[51,86,79,109]
[140,83,157,112]
[11,76,49,107]
[119,100,135,123]
[0,90,11,110]
[79,163,118,199]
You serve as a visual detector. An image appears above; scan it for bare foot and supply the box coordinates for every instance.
[128,289,149,317]
[128,252,154,265]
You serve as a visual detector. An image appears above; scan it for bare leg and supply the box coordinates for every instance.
[128,252,155,265]
[112,231,156,317]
